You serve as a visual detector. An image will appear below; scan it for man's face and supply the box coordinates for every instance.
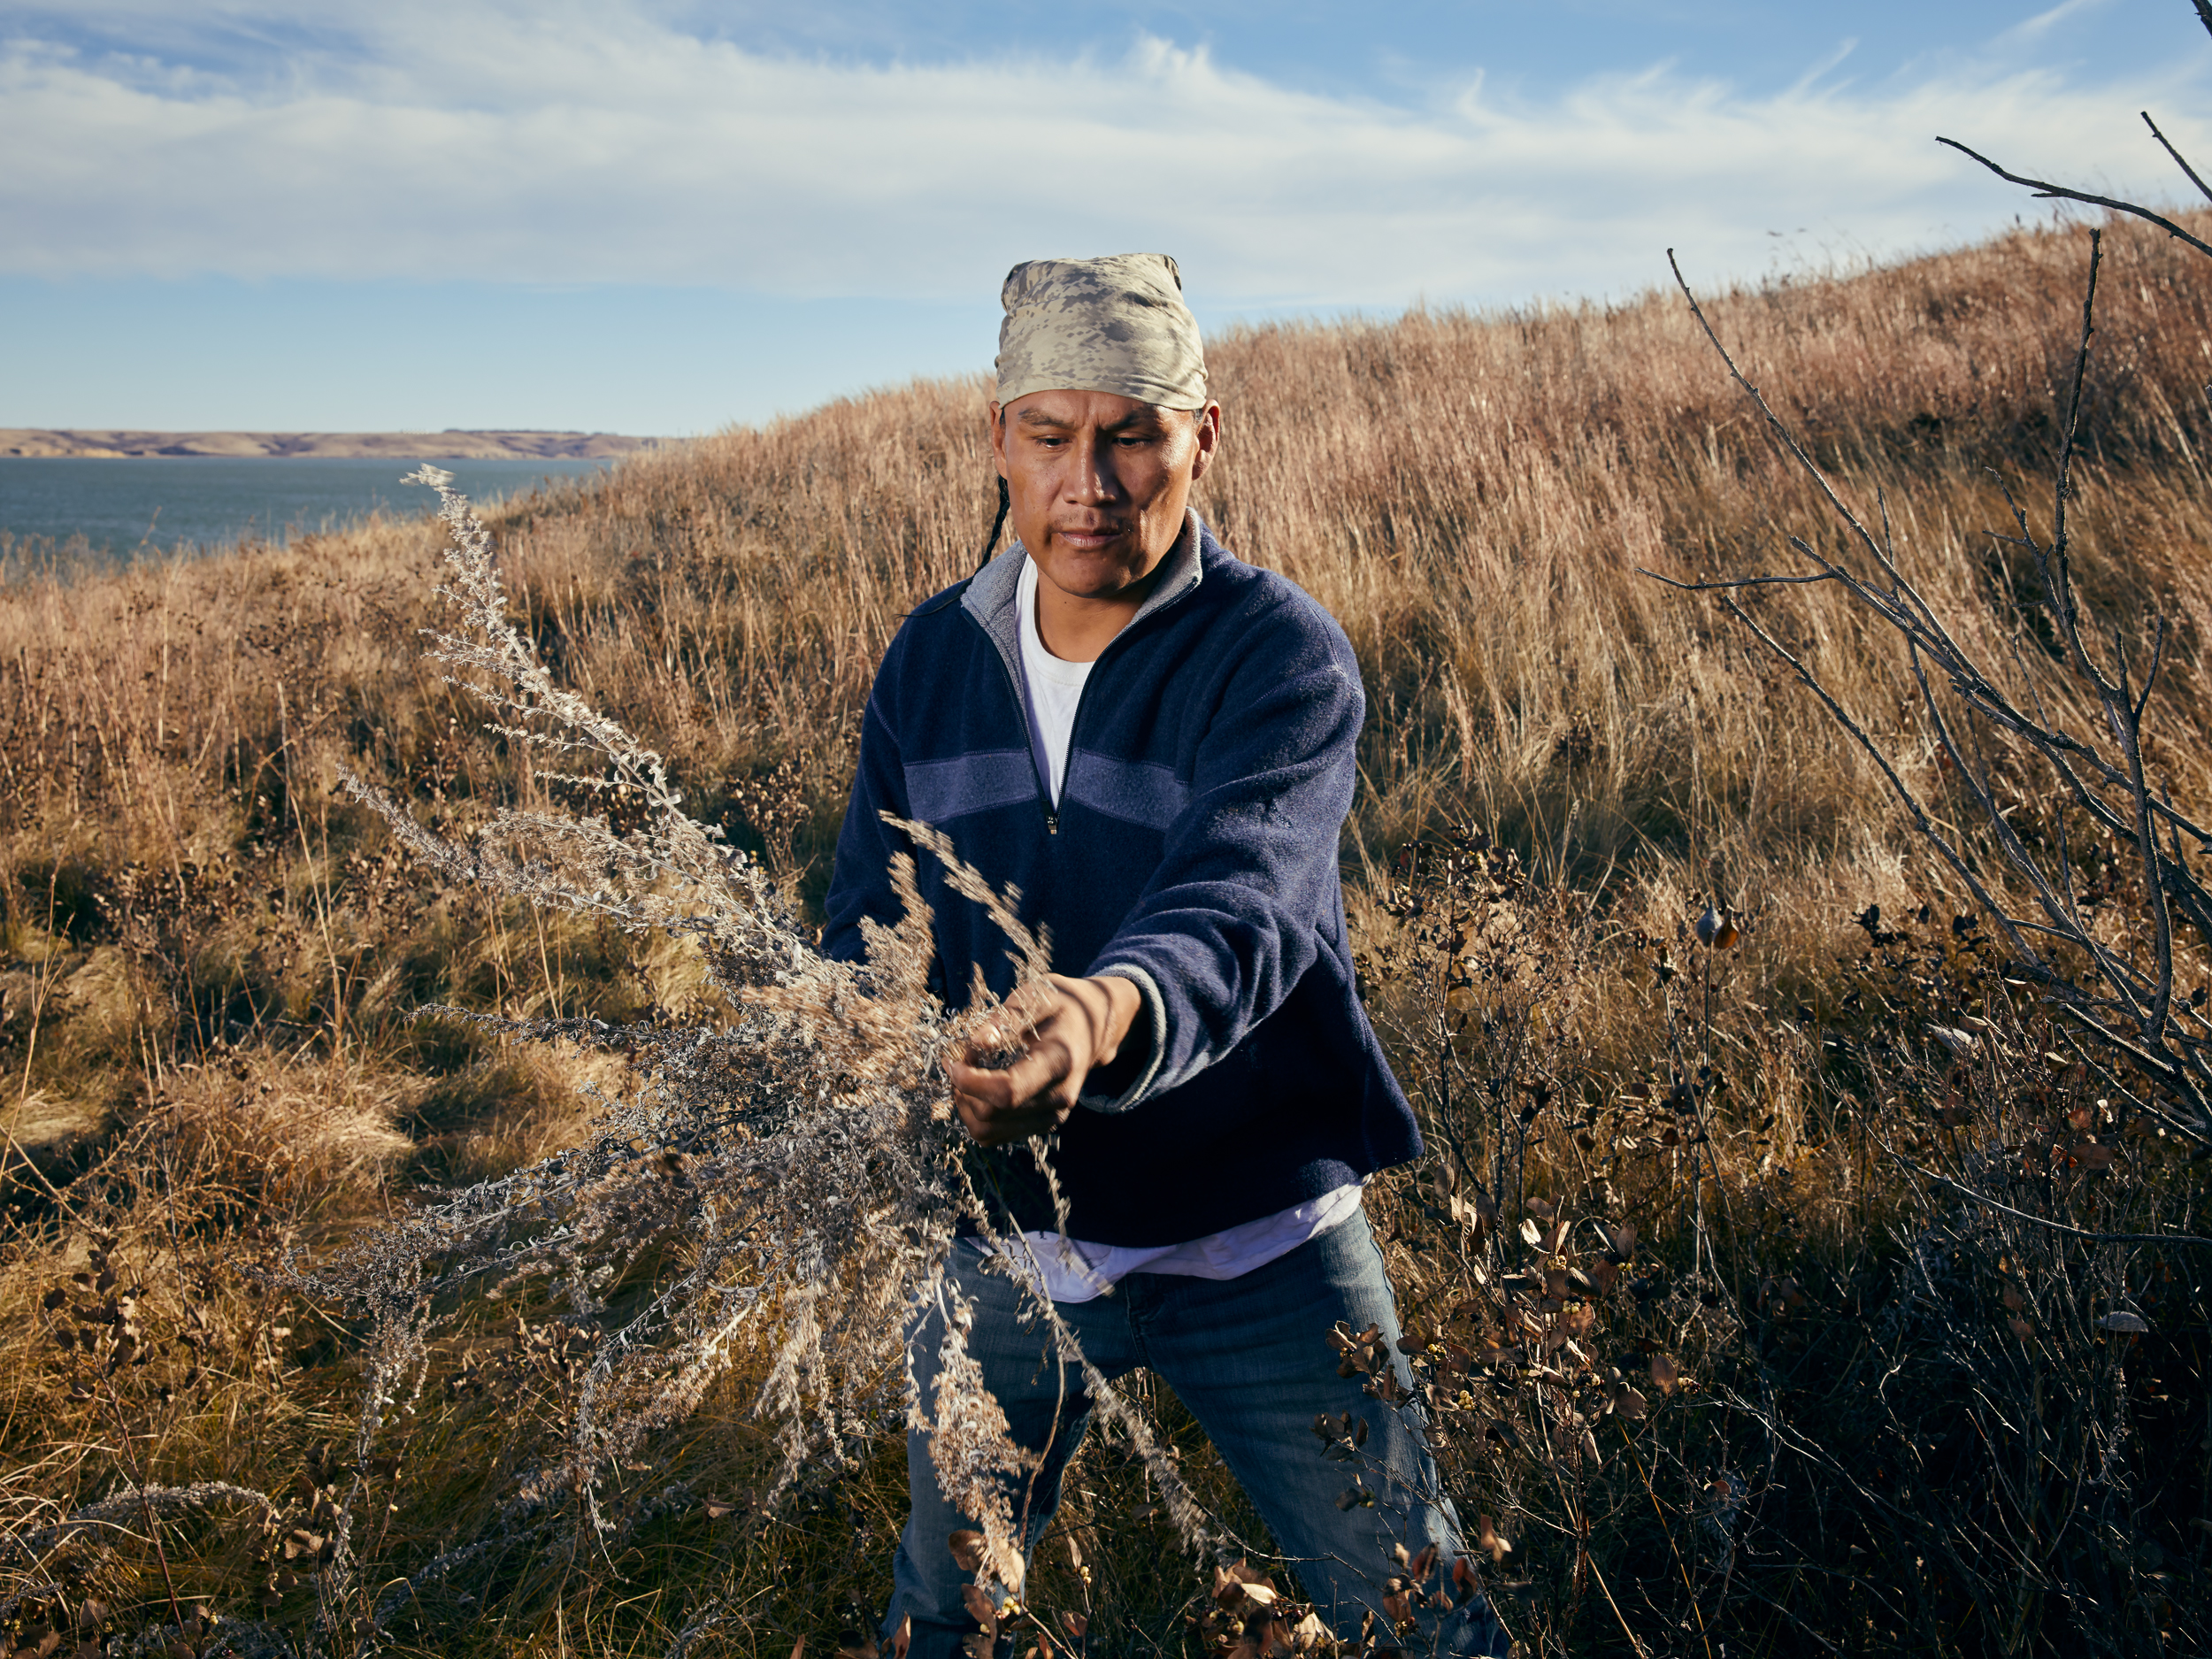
[989,389,1221,603]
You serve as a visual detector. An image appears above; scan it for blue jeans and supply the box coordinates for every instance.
[885,1210,1511,1659]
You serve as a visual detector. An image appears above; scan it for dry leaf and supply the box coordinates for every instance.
[1476,1512,1513,1562]
[1651,1353,1681,1394]
[948,1531,987,1573]
[1929,1025,1978,1058]
[1448,1193,1495,1233]
[961,1586,998,1635]
[1213,1561,1274,1605]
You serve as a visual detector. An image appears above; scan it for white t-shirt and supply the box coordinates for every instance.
[1003,1183,1368,1304]
[1016,556,1090,806]
[1003,551,1362,1303]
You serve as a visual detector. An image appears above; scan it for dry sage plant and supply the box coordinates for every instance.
[301,470,1217,1649]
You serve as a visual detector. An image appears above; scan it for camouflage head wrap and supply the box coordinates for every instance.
[995,253,1208,411]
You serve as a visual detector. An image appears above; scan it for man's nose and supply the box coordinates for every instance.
[1065,434,1126,503]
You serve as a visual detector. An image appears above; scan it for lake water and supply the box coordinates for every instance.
[0,455,617,566]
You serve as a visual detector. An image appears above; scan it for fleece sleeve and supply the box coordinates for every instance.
[820,658,914,968]
[1083,592,1363,1110]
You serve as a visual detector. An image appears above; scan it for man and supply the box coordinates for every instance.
[824,253,1507,1659]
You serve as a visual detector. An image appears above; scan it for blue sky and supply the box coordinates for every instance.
[4,0,2209,434]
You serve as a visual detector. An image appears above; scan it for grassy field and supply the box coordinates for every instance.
[2,211,2209,1658]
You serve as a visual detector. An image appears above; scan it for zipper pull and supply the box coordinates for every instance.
[1046,811,1059,835]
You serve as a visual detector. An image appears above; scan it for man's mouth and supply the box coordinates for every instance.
[1055,524,1127,549]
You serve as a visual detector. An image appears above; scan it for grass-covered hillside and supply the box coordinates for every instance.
[3,212,2210,1658]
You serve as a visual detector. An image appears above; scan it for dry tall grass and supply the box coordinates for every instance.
[3,211,2210,1657]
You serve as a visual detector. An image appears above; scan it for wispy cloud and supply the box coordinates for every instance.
[3,0,2206,311]
[1786,36,1859,97]
[2003,0,2116,48]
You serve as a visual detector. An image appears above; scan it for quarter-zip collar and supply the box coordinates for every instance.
[961,507,1210,692]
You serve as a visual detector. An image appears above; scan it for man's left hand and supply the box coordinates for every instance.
[944,973,1141,1147]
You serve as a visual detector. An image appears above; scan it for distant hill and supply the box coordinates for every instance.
[0,428,670,459]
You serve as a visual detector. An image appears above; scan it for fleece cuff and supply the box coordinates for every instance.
[1079,964,1166,1114]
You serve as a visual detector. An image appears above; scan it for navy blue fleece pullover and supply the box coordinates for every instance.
[822,514,1420,1247]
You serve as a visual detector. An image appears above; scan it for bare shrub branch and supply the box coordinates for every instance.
[1648,241,2212,1148]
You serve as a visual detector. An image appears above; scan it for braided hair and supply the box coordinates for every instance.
[976,475,1010,572]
